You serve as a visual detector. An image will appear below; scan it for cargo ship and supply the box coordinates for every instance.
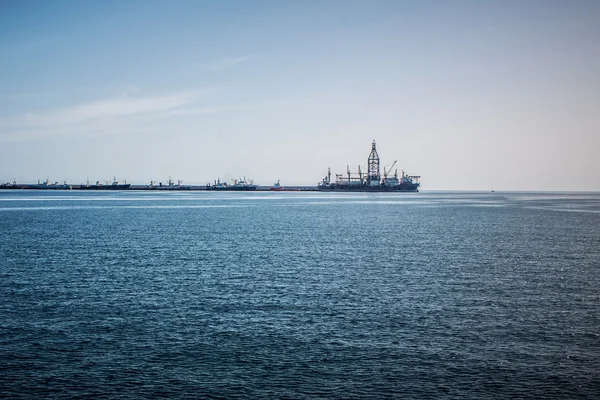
[318,141,420,192]
[27,179,72,190]
[146,177,191,190]
[80,177,131,190]
[206,177,258,191]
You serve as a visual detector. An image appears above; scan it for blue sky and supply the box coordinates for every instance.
[1,0,599,190]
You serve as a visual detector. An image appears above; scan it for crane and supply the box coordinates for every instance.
[383,160,397,179]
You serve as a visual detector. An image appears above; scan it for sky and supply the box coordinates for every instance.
[0,0,599,190]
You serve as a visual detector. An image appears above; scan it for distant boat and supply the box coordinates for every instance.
[317,141,420,192]
[491,186,495,193]
[206,177,258,191]
[270,180,284,191]
[0,180,22,189]
[80,177,130,190]
[28,179,71,190]
[148,177,191,190]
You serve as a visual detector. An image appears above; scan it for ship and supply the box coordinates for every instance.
[27,179,72,190]
[0,180,23,189]
[79,177,131,190]
[147,177,191,190]
[270,180,284,191]
[206,177,258,191]
[317,140,420,192]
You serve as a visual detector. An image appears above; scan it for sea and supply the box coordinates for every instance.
[1,190,599,399]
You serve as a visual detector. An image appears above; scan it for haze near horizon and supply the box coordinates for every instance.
[1,0,599,191]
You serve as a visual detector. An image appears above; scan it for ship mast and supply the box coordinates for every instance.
[367,140,380,185]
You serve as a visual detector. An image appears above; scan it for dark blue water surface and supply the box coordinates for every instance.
[1,190,599,398]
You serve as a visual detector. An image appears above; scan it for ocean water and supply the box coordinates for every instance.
[1,190,599,399]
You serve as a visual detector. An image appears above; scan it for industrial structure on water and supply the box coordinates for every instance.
[1,141,421,191]
[317,140,420,192]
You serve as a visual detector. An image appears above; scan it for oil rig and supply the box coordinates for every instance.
[317,140,420,192]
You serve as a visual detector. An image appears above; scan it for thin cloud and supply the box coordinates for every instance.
[0,90,208,141]
[152,98,295,118]
[0,88,296,143]
[14,91,205,128]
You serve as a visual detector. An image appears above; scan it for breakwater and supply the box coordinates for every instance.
[0,183,316,191]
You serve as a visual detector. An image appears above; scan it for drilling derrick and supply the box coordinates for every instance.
[367,140,380,185]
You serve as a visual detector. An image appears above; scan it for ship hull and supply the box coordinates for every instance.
[151,187,192,190]
[206,186,258,191]
[318,184,419,192]
[79,184,131,190]
[27,185,71,190]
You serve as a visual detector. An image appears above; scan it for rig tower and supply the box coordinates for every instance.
[367,140,380,185]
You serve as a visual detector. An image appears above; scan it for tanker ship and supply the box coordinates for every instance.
[317,140,420,192]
